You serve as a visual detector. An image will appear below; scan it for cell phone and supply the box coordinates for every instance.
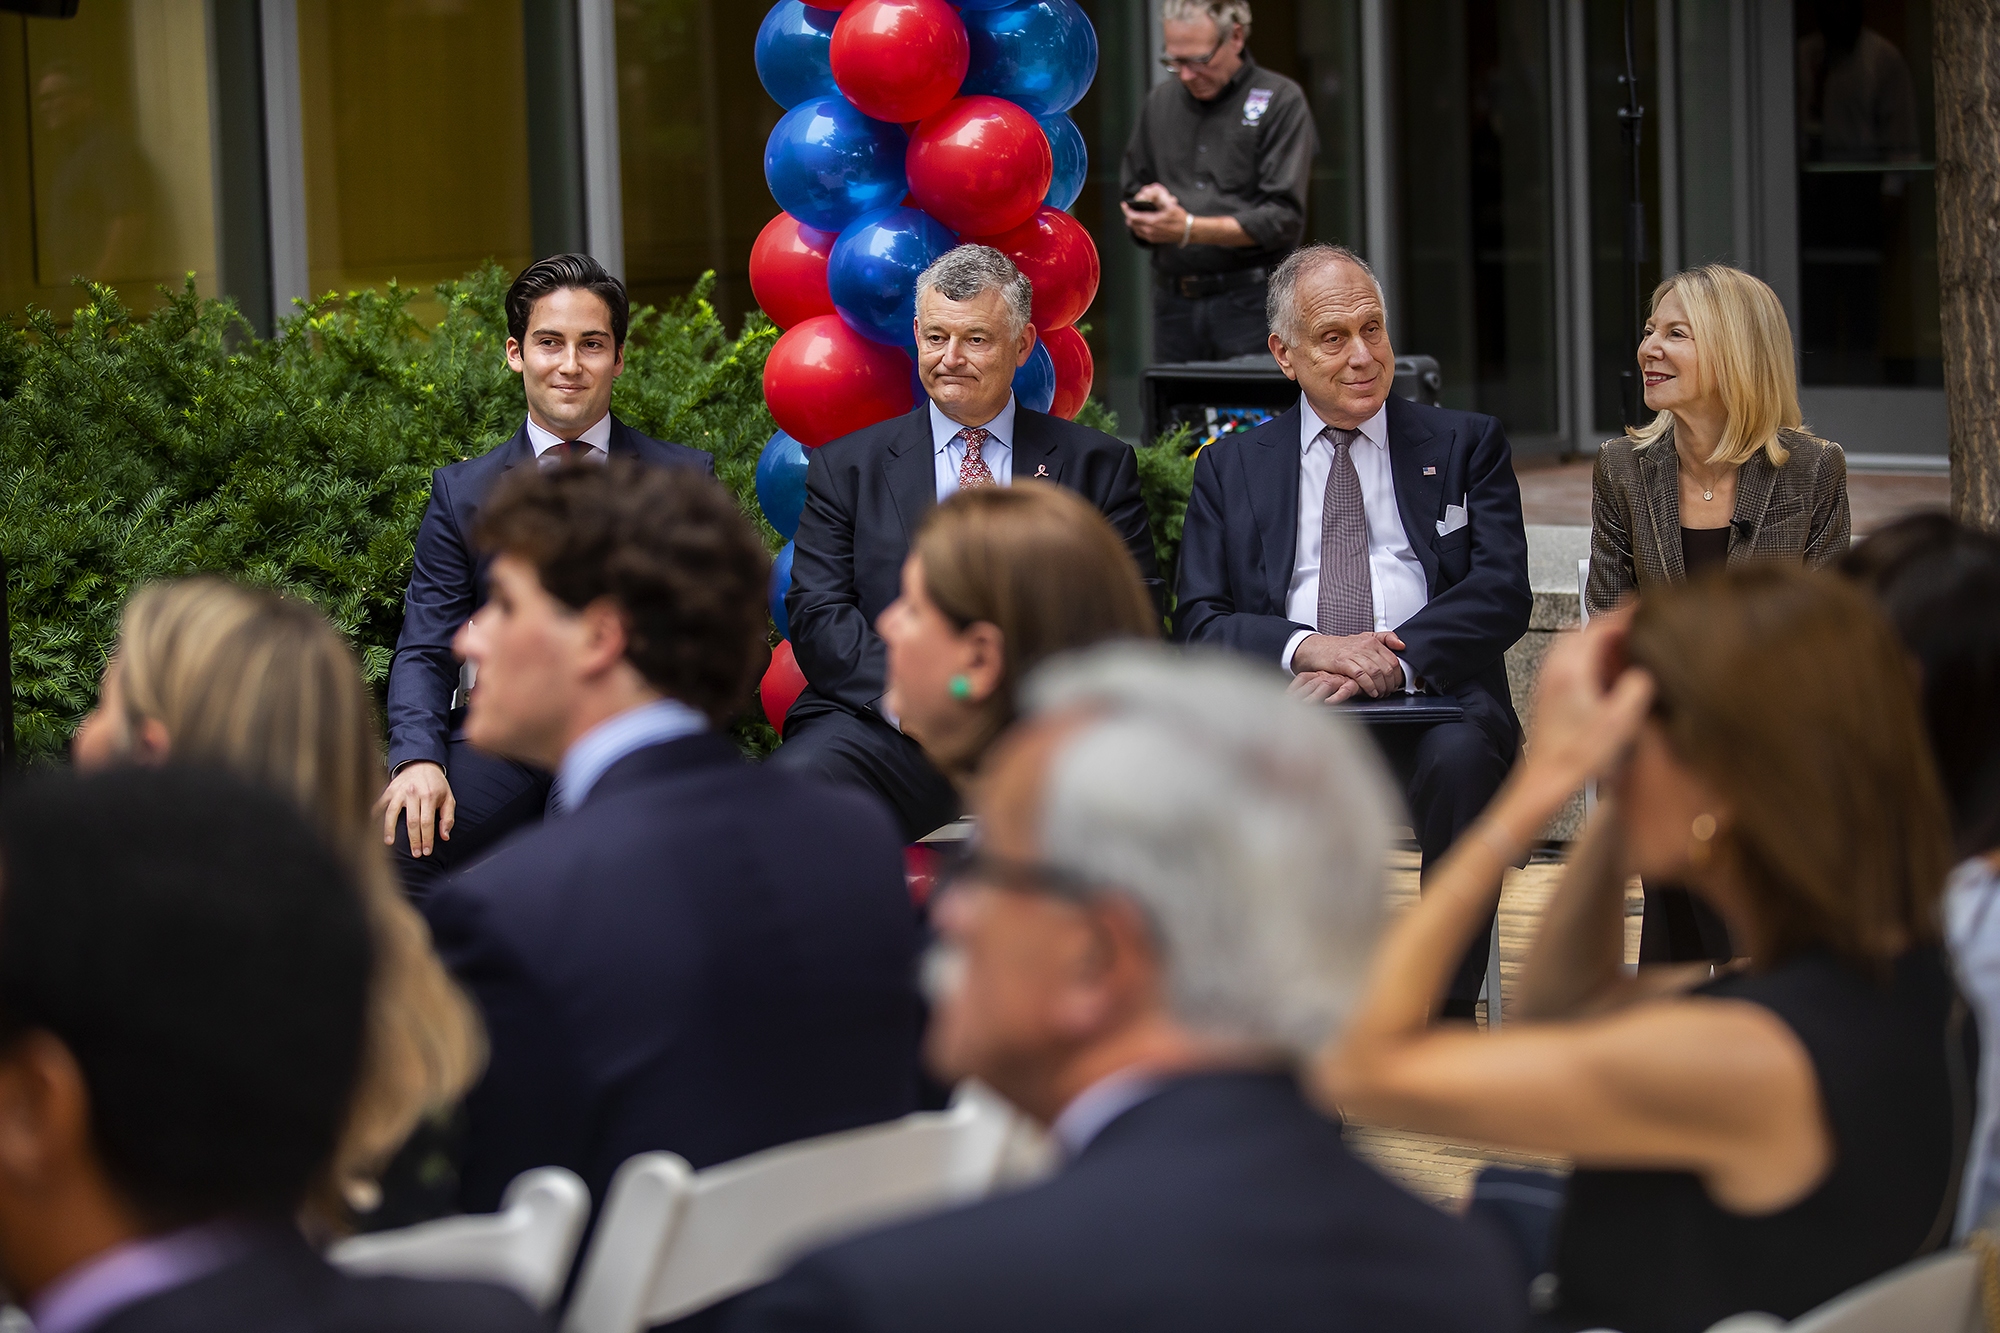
[1126,199,1162,213]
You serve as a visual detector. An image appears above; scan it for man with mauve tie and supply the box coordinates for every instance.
[1174,243,1532,1020]
[378,254,712,898]
[774,244,1160,841]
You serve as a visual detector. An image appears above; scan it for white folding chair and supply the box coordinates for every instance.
[563,1088,1018,1333]
[329,1165,590,1312]
[1700,1249,1983,1332]
[1579,556,1598,822]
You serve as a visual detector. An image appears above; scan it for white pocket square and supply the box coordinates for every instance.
[1436,503,1468,537]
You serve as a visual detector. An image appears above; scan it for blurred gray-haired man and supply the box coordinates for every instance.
[728,645,1525,1333]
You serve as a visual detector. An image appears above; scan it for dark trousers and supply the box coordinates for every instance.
[1151,279,1273,363]
[1639,883,1734,963]
[392,733,551,902]
[1366,713,1515,1008]
[768,694,961,843]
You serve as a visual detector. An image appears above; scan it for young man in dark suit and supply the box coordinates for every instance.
[773,245,1161,842]
[380,253,713,899]
[727,647,1524,1333]
[424,463,921,1216]
[0,767,543,1333]
[1174,243,1532,1019]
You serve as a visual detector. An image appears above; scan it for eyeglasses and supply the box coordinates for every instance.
[1159,27,1234,70]
[934,849,1112,904]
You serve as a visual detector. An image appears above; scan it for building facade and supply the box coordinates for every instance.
[0,0,1944,465]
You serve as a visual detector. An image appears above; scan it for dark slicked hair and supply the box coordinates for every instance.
[506,253,630,351]
[0,766,372,1227]
[476,462,771,725]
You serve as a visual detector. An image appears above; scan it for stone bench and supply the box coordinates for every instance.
[1503,525,1591,841]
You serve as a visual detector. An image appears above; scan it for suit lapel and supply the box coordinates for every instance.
[884,407,938,541]
[1384,396,1445,591]
[605,415,641,460]
[495,423,534,474]
[1246,404,1304,611]
[1014,408,1066,486]
[1728,446,1780,567]
[1639,431,1686,584]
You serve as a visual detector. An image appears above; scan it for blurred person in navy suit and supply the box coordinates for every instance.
[380,254,712,899]
[726,646,1524,1333]
[773,245,1159,842]
[1173,243,1531,1019]
[0,766,544,1333]
[424,462,921,1217]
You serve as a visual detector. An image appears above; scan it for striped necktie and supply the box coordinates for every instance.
[1315,426,1375,637]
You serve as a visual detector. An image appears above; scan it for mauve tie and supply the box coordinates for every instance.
[956,428,996,489]
[1315,425,1374,637]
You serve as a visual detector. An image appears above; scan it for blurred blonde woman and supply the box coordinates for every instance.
[1587,264,1852,964]
[72,577,484,1222]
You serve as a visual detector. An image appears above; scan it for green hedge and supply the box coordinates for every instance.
[1,268,1196,764]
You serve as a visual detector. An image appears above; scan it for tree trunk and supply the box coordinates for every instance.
[1935,1,2000,531]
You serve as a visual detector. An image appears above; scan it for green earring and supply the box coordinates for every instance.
[949,674,975,700]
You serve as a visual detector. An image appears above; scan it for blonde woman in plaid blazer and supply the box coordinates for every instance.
[1585,264,1851,623]
[1586,264,1851,963]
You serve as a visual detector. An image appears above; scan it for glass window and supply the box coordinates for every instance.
[1793,0,1940,386]
[1295,0,1362,252]
[1394,0,1559,436]
[1586,0,1663,431]
[295,0,533,321]
[0,1,217,322]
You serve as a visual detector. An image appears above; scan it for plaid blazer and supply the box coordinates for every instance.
[1585,425,1851,617]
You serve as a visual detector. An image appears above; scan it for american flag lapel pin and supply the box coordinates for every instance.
[1422,466,1437,476]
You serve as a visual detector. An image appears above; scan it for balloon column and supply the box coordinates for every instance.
[751,0,1100,729]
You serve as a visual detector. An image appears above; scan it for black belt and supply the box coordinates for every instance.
[1157,266,1269,299]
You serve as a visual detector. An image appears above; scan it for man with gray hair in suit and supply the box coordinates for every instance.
[728,645,1523,1333]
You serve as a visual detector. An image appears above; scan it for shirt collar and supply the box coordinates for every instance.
[1298,395,1389,454]
[930,395,1018,457]
[526,411,614,459]
[552,698,708,814]
[1050,1069,1165,1160]
[30,1221,252,1333]
[1185,53,1260,107]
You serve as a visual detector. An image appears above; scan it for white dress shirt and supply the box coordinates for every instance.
[930,396,1017,500]
[526,411,613,464]
[1281,397,1429,690]
[549,698,708,814]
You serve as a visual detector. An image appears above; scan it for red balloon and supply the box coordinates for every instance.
[906,96,1052,236]
[763,314,916,447]
[762,639,809,736]
[971,206,1099,332]
[831,0,968,124]
[750,213,839,330]
[800,0,851,10]
[1044,325,1093,419]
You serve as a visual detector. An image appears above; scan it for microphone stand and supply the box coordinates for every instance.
[1617,0,1648,428]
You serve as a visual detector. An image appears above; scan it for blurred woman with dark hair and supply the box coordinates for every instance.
[1846,512,2000,1234]
[1323,566,1968,1333]
[877,481,1161,787]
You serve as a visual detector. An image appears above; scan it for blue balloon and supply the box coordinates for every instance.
[1012,339,1056,413]
[764,96,910,234]
[770,540,796,639]
[1039,113,1087,211]
[828,206,958,346]
[961,0,1098,117]
[755,430,812,540]
[754,1,838,110]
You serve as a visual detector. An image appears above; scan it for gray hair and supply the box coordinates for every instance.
[1266,243,1385,349]
[1022,644,1396,1057]
[1160,0,1252,39]
[916,245,1034,338]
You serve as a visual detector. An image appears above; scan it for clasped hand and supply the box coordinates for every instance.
[1121,183,1189,244]
[1287,630,1406,704]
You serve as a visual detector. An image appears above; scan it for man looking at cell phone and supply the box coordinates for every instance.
[1119,0,1315,364]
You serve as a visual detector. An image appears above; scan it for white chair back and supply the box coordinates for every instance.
[1777,1250,1982,1333]
[329,1165,590,1312]
[562,1090,1017,1333]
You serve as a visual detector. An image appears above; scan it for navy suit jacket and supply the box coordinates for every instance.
[424,732,922,1214]
[725,1070,1526,1333]
[94,1227,545,1333]
[1174,395,1531,749]
[386,418,713,771]
[785,404,1161,722]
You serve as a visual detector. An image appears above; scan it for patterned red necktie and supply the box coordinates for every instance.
[956,428,996,490]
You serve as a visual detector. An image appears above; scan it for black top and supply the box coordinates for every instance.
[1118,57,1317,277]
[1547,947,1971,1333]
[1679,524,1731,578]
[727,1070,1525,1333]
